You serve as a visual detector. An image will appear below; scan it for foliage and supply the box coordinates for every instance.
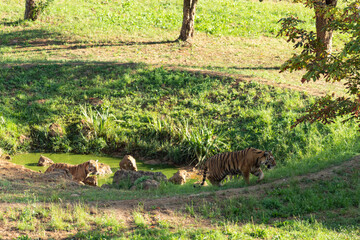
[148,117,228,165]
[132,210,148,228]
[80,104,118,139]
[1,64,360,167]
[278,1,360,128]
[1,1,359,239]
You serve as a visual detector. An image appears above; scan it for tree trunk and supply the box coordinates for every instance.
[178,0,198,42]
[24,0,40,21]
[314,0,337,56]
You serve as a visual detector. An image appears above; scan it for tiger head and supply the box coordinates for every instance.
[86,160,99,175]
[263,151,276,169]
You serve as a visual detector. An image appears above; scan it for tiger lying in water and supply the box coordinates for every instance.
[45,160,99,185]
[199,147,276,186]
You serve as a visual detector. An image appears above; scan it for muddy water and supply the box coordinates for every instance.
[12,153,178,186]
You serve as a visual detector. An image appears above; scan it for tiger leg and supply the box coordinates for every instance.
[208,177,222,186]
[243,171,250,184]
[208,171,227,186]
[252,169,264,182]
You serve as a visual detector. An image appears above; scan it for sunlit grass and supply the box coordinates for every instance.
[0,0,314,41]
[191,171,360,225]
[72,219,360,239]
[1,1,359,239]
[2,65,359,175]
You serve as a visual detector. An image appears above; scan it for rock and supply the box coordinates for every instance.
[144,159,162,165]
[169,170,187,185]
[142,179,160,190]
[49,123,63,137]
[71,193,80,197]
[38,155,54,166]
[113,169,167,184]
[129,179,161,190]
[98,162,112,175]
[83,176,98,186]
[43,168,73,182]
[119,155,138,171]
[177,167,203,181]
[112,169,167,190]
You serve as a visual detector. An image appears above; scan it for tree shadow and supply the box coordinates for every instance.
[230,66,281,70]
[0,60,285,127]
[0,61,142,124]
[0,18,25,26]
[206,65,281,72]
[0,29,65,47]
[11,39,178,53]
[0,28,177,49]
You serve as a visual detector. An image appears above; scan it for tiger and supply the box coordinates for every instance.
[83,176,98,186]
[199,147,275,186]
[45,160,99,185]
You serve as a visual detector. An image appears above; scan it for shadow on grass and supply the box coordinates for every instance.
[0,18,25,26]
[231,66,281,70]
[0,60,144,124]
[0,27,176,49]
[26,163,39,167]
[9,40,177,53]
[67,229,123,240]
[0,29,65,47]
[0,60,218,125]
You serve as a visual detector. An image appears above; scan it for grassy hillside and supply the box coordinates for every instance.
[0,0,357,167]
[1,0,315,40]
[1,0,359,239]
[0,64,359,171]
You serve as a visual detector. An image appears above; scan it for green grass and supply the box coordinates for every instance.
[72,223,359,240]
[132,210,148,229]
[2,203,125,236]
[22,208,360,240]
[7,199,358,240]
[1,64,359,170]
[1,64,360,195]
[0,0,314,41]
[1,1,360,239]
[182,167,360,238]
[0,0,345,97]
[192,171,360,227]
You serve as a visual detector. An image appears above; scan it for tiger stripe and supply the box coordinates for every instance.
[45,160,99,184]
[200,147,275,186]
